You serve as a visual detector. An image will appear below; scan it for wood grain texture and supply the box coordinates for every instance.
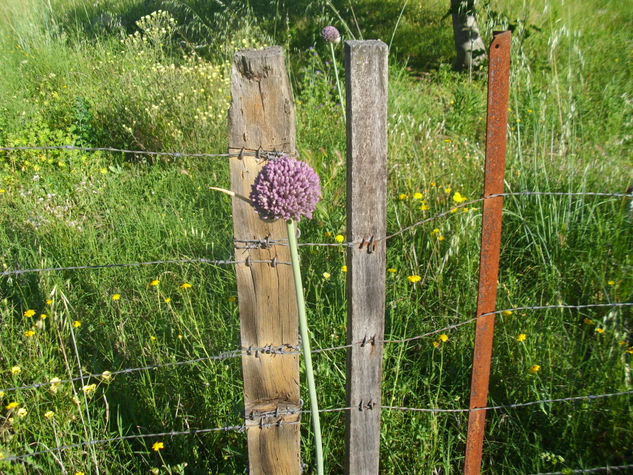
[228,46,300,475]
[344,40,388,475]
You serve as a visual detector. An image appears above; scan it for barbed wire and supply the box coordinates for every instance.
[0,344,301,394]
[0,145,289,160]
[382,302,633,345]
[384,191,631,241]
[384,389,633,414]
[3,302,630,394]
[3,387,631,464]
[533,464,633,474]
[233,191,632,250]
[0,404,354,463]
[0,424,250,463]
[0,257,290,277]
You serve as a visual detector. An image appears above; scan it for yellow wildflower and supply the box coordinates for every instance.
[432,341,440,348]
[72,320,81,328]
[112,294,121,301]
[24,330,35,337]
[180,282,192,289]
[152,441,164,451]
[150,280,160,286]
[444,187,452,193]
[5,402,19,410]
[607,280,615,286]
[583,318,594,325]
[11,366,21,375]
[49,377,61,393]
[528,365,541,374]
[101,371,112,381]
[431,228,440,234]
[46,299,53,305]
[516,334,526,342]
[437,235,445,241]
[398,193,408,200]
[17,408,27,418]
[322,272,331,280]
[452,192,467,203]
[334,234,345,243]
[502,310,513,317]
[341,265,347,272]
[164,297,171,303]
[40,313,47,319]
[44,410,55,419]
[413,192,423,200]
[82,384,97,394]
[24,309,36,318]
[407,275,421,283]
[419,203,430,211]
[438,334,448,343]
[387,268,397,273]
[595,328,604,334]
[227,296,237,303]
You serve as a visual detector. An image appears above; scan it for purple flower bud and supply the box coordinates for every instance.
[250,156,321,222]
[321,26,341,44]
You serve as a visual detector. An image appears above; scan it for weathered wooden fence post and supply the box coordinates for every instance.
[344,40,389,475]
[463,30,511,475]
[228,46,301,474]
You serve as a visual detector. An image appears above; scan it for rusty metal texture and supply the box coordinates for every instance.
[464,30,512,475]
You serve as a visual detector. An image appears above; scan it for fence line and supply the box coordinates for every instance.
[382,302,633,345]
[4,301,630,395]
[0,257,290,277]
[235,190,632,249]
[385,191,632,241]
[534,464,633,474]
[0,145,290,160]
[4,387,631,464]
[384,389,633,414]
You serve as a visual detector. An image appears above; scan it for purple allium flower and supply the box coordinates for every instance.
[250,156,321,222]
[321,26,340,44]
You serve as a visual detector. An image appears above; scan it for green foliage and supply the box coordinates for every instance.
[0,0,632,473]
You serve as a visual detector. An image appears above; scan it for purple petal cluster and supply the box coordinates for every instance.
[250,156,321,222]
[321,25,341,44]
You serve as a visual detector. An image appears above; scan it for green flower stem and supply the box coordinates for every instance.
[286,219,324,475]
[329,42,346,123]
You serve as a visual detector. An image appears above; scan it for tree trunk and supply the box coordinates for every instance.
[450,0,486,71]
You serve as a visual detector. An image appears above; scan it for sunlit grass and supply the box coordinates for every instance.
[0,0,632,473]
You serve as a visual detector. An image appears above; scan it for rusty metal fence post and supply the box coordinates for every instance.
[463,30,512,475]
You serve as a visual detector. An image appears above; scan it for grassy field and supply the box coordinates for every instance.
[1,0,632,473]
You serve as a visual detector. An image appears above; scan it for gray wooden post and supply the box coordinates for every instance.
[344,40,389,475]
[228,46,301,475]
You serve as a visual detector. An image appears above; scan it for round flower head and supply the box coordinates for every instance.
[321,26,341,44]
[250,156,321,222]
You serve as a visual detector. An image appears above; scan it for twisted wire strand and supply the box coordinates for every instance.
[382,302,633,345]
[0,257,290,277]
[0,405,354,463]
[384,389,633,414]
[533,464,633,474]
[0,344,301,394]
[234,191,632,249]
[0,145,289,160]
[3,302,630,394]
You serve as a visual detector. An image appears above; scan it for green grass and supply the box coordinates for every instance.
[1,0,632,473]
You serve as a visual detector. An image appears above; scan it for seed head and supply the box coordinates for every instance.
[250,156,321,222]
[321,26,341,44]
